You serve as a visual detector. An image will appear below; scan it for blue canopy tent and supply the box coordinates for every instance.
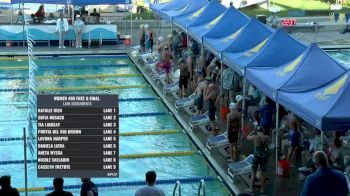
[201,10,250,58]
[219,19,273,74]
[278,70,350,131]
[222,29,306,76]
[11,0,130,4]
[11,0,67,3]
[174,0,225,37]
[246,43,346,100]
[159,0,207,22]
[157,0,191,20]
[72,0,131,5]
[150,1,171,13]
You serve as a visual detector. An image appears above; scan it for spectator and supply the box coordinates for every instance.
[301,129,327,167]
[180,32,188,51]
[47,13,56,21]
[136,0,144,20]
[258,97,276,135]
[230,1,234,7]
[15,10,24,24]
[247,127,270,193]
[300,151,349,196]
[35,4,45,23]
[222,65,235,103]
[287,119,301,165]
[0,175,19,196]
[135,171,165,196]
[46,178,73,196]
[157,36,165,54]
[90,8,100,23]
[144,24,154,52]
[56,13,69,49]
[267,12,280,29]
[330,138,345,171]
[227,102,241,162]
[74,15,85,48]
[171,30,181,58]
[139,24,146,52]
[81,178,98,196]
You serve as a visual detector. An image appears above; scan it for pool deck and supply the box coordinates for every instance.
[0,36,344,196]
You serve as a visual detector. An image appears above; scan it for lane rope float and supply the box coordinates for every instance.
[0,130,180,142]
[0,151,197,165]
[0,85,149,92]
[0,73,143,80]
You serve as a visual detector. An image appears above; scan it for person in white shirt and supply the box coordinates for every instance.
[135,171,165,196]
[56,13,69,49]
[74,15,84,48]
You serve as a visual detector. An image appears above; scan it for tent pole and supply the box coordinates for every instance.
[23,127,28,196]
[158,14,161,39]
[186,29,189,50]
[275,102,280,174]
[240,77,247,148]
[171,21,173,33]
[22,3,24,47]
[131,12,133,44]
[11,4,13,25]
[321,131,324,151]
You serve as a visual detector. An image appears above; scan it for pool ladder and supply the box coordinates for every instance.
[172,179,206,196]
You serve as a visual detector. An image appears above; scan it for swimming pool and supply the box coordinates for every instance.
[0,55,230,195]
[327,50,350,69]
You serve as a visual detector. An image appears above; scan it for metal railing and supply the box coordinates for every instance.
[295,32,312,44]
[197,179,206,196]
[173,180,181,196]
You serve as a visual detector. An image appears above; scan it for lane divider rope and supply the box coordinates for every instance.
[0,130,180,142]
[17,176,215,192]
[0,55,128,60]
[0,73,143,80]
[0,151,196,165]
[0,64,129,70]
[0,85,149,92]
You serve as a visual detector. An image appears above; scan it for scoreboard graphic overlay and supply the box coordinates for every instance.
[37,95,119,178]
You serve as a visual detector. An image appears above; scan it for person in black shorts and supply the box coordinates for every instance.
[204,83,219,135]
[247,127,270,193]
[178,61,190,98]
[227,102,241,162]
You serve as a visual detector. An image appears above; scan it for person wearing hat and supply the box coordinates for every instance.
[235,95,243,113]
[56,12,68,49]
[247,126,270,193]
[139,24,146,52]
[171,30,181,58]
[144,24,154,51]
[204,82,220,135]
[227,102,241,162]
[194,76,211,115]
[157,36,165,54]
[73,14,84,48]
[178,59,190,98]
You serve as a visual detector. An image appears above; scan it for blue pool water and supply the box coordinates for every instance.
[328,50,350,69]
[0,55,230,195]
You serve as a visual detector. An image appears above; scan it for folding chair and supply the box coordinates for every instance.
[227,154,254,181]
